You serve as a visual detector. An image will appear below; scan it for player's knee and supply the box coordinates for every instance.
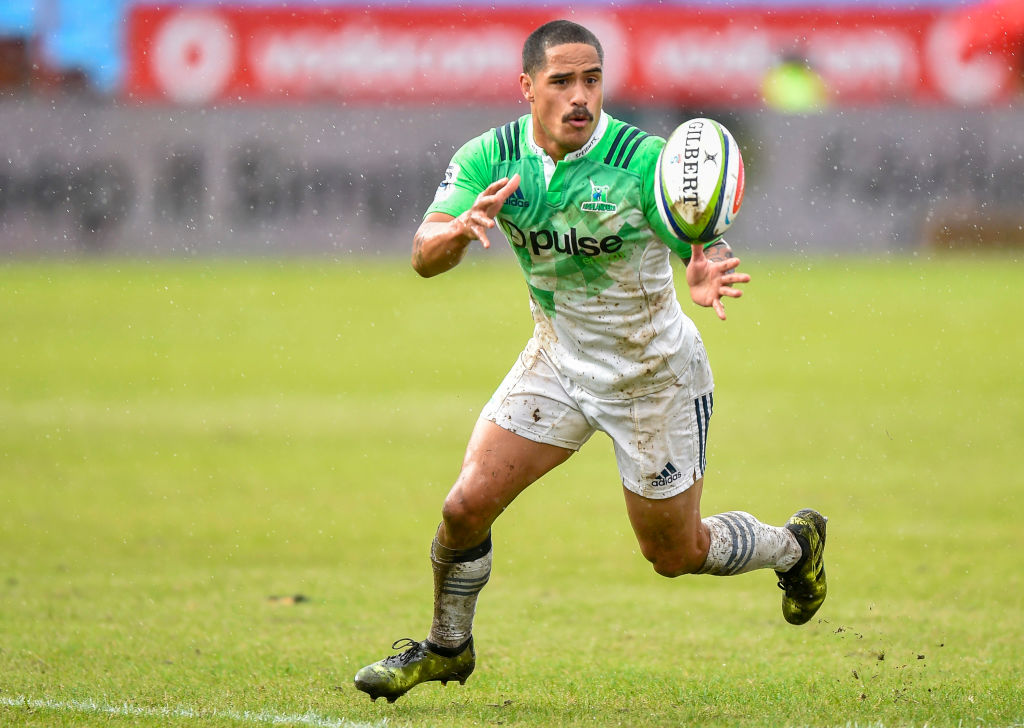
[646,546,706,578]
[441,490,489,542]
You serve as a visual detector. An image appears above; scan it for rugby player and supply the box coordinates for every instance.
[354,19,827,703]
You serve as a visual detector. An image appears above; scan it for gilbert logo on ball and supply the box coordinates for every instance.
[654,118,745,243]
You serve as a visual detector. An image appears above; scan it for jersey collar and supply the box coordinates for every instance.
[528,111,607,187]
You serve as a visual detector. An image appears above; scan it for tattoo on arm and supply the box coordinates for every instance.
[412,232,426,267]
[705,241,734,264]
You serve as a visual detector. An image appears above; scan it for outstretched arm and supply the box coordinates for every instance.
[685,239,752,320]
[412,175,520,278]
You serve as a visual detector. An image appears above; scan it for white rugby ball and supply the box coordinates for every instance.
[654,117,745,243]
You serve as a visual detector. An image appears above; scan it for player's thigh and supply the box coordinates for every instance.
[457,417,575,504]
[443,344,591,544]
[442,418,574,546]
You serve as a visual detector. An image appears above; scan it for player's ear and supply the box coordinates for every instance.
[519,73,535,103]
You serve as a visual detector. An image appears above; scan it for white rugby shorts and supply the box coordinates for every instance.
[480,338,715,499]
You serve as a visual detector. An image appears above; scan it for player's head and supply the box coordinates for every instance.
[522,20,603,77]
[520,20,604,162]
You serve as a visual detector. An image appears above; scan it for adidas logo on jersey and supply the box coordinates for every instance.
[500,220,623,257]
[651,462,683,488]
[503,187,531,208]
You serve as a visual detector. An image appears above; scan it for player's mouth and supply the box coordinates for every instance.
[564,107,593,129]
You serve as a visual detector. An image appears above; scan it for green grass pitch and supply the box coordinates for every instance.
[1,254,1021,727]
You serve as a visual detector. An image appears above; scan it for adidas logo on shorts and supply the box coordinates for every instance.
[651,461,683,488]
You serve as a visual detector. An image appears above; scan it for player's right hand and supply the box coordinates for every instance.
[455,174,520,248]
[686,241,750,320]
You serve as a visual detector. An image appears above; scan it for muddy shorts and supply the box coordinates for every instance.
[480,339,715,499]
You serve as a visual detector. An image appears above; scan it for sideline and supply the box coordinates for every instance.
[0,695,389,728]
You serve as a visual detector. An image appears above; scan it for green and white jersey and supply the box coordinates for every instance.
[427,112,705,400]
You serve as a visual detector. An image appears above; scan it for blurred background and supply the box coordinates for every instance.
[1,0,1022,257]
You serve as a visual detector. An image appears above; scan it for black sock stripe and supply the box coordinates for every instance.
[448,533,492,563]
[712,514,740,573]
[721,512,754,574]
[738,514,758,572]
[442,575,490,593]
[718,513,746,574]
[442,586,488,596]
[738,513,758,572]
[444,575,491,586]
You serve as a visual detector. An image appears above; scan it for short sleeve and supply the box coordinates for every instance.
[424,132,495,220]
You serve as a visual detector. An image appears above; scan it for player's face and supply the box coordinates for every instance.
[521,43,603,162]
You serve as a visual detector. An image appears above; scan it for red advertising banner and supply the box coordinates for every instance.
[125,5,1020,107]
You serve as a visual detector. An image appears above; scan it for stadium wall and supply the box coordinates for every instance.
[2,103,1023,257]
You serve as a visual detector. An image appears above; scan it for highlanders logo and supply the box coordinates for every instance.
[581,179,617,212]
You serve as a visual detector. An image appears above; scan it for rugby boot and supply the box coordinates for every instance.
[353,637,475,703]
[776,509,828,625]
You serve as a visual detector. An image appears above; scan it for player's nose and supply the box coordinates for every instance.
[569,80,589,105]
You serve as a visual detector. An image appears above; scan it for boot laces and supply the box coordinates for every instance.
[383,638,423,667]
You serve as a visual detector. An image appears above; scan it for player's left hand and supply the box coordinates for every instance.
[685,241,751,320]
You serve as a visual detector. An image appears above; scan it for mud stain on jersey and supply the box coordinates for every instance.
[606,285,679,396]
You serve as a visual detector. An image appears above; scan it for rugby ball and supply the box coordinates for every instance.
[654,118,745,243]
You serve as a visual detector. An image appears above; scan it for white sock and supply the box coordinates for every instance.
[698,511,801,575]
[427,531,492,650]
